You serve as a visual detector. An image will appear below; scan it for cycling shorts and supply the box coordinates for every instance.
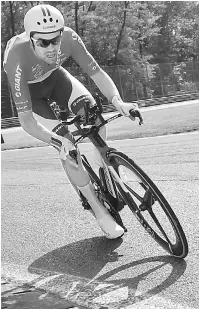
[29,67,95,121]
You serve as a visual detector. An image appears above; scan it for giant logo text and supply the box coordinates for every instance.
[15,65,22,98]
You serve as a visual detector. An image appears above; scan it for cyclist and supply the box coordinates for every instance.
[3,4,140,239]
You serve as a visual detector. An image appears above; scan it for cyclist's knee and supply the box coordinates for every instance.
[69,95,95,115]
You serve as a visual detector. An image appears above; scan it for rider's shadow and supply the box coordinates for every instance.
[95,255,187,305]
[28,237,123,278]
[28,237,187,306]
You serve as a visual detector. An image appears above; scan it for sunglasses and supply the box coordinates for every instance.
[31,34,62,48]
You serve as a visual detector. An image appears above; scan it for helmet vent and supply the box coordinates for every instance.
[56,19,58,23]
[50,18,53,22]
[37,22,41,25]
[43,18,47,23]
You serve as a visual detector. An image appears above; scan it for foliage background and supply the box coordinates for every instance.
[1,1,199,117]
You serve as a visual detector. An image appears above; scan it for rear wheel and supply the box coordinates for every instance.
[108,151,188,258]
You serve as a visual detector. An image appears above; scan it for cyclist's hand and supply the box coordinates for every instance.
[59,138,76,161]
[119,102,139,119]
[50,136,77,163]
[112,96,143,125]
[112,96,138,117]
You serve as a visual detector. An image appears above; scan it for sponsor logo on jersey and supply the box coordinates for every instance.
[55,50,67,68]
[55,49,61,67]
[72,95,91,107]
[15,100,29,112]
[15,64,22,97]
[32,64,44,79]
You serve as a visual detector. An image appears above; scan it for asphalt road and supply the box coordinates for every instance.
[1,130,199,308]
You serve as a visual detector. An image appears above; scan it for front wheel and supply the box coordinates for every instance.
[108,151,188,258]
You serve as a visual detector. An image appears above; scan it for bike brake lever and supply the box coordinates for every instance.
[129,109,144,125]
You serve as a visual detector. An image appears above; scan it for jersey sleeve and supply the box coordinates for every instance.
[4,43,32,114]
[69,30,101,77]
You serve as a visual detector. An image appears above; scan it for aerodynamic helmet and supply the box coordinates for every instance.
[24,4,64,38]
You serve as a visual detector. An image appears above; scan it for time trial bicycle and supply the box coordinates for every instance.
[51,99,188,259]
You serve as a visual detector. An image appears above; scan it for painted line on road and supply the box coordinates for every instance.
[2,262,196,309]
[140,99,199,112]
[3,130,199,153]
[2,99,199,134]
[106,130,199,145]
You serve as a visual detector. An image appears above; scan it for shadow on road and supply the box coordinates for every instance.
[29,237,123,278]
[96,255,187,305]
[28,237,187,306]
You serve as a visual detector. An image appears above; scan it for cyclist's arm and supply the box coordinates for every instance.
[69,30,122,106]
[18,111,56,144]
[91,69,122,106]
[5,57,59,144]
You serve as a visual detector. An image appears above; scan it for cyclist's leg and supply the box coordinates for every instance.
[29,75,82,196]
[50,68,124,238]
[49,68,104,198]
[29,69,104,195]
[28,94,86,197]
[49,67,96,187]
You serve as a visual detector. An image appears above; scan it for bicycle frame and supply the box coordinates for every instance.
[68,112,134,202]
[52,100,142,210]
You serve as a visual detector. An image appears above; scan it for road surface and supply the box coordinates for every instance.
[2,131,199,308]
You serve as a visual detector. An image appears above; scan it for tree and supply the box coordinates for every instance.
[1,1,199,117]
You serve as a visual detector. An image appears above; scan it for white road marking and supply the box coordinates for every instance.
[140,99,199,112]
[2,99,199,134]
[2,130,199,153]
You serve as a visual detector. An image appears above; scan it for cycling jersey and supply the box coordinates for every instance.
[3,27,100,114]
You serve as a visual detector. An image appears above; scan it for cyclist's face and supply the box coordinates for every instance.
[31,31,62,64]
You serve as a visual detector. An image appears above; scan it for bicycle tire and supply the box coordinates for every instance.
[108,151,188,258]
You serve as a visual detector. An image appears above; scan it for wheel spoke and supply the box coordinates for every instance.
[148,209,172,245]
[125,184,172,245]
[124,183,143,202]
